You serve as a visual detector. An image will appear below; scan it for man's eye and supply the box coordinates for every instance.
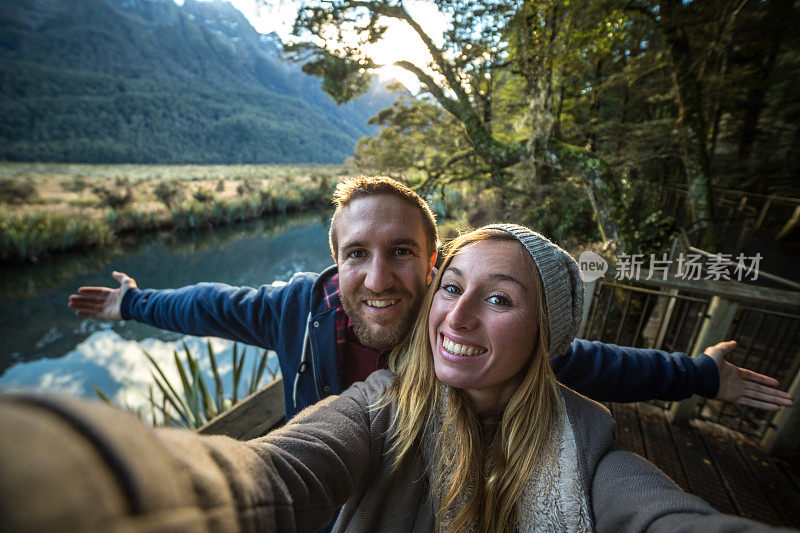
[487,294,511,306]
[393,248,413,257]
[348,250,365,259]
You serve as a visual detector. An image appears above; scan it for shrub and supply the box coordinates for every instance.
[93,183,134,209]
[0,178,37,204]
[192,186,215,203]
[236,179,257,196]
[153,180,183,208]
[60,176,89,193]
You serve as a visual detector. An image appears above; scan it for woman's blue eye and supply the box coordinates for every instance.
[442,283,460,294]
[487,294,510,306]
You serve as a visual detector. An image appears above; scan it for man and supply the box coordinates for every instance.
[69,176,793,420]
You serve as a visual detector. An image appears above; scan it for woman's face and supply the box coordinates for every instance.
[429,239,541,413]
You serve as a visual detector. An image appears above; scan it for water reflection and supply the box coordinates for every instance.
[0,330,278,422]
[0,211,333,378]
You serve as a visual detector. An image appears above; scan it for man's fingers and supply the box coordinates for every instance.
[737,397,783,411]
[746,383,794,404]
[742,385,795,405]
[76,287,113,296]
[70,293,108,303]
[739,368,780,387]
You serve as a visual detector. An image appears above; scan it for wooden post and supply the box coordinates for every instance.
[753,198,772,232]
[577,278,597,339]
[668,296,739,424]
[654,290,679,350]
[775,204,800,242]
[736,196,748,212]
[761,360,800,459]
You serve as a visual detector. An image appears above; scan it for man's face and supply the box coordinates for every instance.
[334,194,436,351]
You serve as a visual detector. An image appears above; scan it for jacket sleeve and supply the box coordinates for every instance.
[0,374,390,533]
[592,444,786,532]
[240,372,391,531]
[551,339,720,402]
[120,281,290,349]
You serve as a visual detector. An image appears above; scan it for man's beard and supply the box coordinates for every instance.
[340,288,425,351]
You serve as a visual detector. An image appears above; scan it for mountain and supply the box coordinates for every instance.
[0,0,397,164]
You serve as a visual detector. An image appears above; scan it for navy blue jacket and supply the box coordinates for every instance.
[121,265,719,421]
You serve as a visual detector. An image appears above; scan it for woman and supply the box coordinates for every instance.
[0,224,777,532]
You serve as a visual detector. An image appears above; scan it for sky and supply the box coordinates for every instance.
[200,0,450,90]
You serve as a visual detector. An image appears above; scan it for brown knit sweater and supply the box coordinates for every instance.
[0,370,788,532]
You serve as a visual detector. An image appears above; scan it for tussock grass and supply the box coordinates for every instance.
[0,162,345,261]
[0,212,114,260]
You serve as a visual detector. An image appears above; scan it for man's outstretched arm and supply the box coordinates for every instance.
[552,339,794,409]
[68,271,285,349]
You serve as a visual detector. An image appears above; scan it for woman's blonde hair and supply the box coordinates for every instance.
[384,228,562,533]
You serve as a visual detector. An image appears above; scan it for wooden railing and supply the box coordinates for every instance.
[198,377,285,439]
[663,185,800,253]
[580,249,800,458]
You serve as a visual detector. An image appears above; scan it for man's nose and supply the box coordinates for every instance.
[363,255,393,293]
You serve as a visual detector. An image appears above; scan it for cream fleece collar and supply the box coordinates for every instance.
[424,391,593,532]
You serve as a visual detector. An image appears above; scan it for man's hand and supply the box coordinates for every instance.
[68,271,137,321]
[706,340,795,411]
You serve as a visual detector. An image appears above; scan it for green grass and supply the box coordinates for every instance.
[0,212,114,261]
[0,163,341,261]
[0,162,347,182]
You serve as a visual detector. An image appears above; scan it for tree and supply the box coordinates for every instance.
[290,0,629,242]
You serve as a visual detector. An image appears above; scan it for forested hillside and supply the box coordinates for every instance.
[0,0,396,163]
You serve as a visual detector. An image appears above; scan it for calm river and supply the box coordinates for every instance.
[0,211,333,415]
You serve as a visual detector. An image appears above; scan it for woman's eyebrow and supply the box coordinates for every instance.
[445,266,463,277]
[489,273,528,290]
[445,266,528,291]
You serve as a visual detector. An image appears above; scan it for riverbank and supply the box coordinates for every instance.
[0,163,347,262]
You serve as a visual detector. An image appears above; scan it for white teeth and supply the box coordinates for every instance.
[366,299,398,308]
[442,336,486,357]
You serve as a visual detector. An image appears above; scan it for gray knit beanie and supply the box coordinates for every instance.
[483,223,584,356]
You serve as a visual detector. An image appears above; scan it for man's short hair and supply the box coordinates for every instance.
[329,176,439,260]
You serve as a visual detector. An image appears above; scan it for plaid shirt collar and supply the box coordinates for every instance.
[321,273,350,366]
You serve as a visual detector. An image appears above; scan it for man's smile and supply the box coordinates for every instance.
[365,298,400,309]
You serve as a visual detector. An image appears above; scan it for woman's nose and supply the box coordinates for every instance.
[446,294,478,330]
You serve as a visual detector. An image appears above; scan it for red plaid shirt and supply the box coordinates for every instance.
[322,273,386,387]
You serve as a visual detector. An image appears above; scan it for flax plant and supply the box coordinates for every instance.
[97,341,278,430]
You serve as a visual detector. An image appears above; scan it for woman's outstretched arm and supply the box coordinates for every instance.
[0,372,394,532]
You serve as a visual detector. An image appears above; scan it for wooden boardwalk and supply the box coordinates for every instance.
[610,402,800,529]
